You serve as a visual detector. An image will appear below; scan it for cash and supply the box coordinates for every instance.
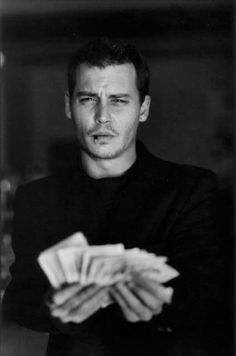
[38,232,179,306]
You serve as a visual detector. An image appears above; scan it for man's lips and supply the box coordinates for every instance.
[89,132,117,138]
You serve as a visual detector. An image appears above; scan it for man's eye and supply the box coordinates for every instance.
[111,99,128,104]
[80,97,97,103]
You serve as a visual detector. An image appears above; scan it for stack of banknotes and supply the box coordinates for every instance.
[38,232,179,306]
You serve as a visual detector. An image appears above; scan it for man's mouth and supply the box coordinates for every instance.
[93,134,112,138]
[91,133,116,143]
[90,131,116,140]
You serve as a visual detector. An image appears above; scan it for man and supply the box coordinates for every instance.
[3,38,223,355]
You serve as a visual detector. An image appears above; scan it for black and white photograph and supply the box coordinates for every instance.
[0,1,234,355]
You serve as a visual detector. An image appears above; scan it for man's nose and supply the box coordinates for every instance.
[95,102,111,124]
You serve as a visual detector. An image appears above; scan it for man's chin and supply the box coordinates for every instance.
[89,149,120,160]
[85,144,123,160]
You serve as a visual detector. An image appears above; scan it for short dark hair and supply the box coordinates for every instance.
[67,38,150,103]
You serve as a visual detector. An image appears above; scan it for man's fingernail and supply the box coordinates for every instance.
[51,309,64,317]
[53,296,60,305]
[127,281,135,288]
[62,317,69,323]
[51,310,59,316]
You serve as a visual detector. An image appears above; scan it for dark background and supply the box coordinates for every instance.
[1,0,234,354]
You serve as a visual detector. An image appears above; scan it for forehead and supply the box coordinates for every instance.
[74,63,138,92]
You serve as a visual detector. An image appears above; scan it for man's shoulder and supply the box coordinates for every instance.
[16,169,80,200]
[141,146,218,190]
[154,155,216,181]
[142,153,219,216]
[139,148,219,197]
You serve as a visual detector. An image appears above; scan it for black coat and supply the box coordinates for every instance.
[3,143,224,356]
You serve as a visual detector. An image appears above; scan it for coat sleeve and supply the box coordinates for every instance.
[150,170,224,332]
[2,185,108,335]
[2,186,57,332]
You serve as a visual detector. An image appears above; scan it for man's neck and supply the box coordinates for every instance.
[81,150,136,179]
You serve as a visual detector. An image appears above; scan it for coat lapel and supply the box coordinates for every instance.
[61,168,101,245]
[106,143,171,248]
[59,142,171,249]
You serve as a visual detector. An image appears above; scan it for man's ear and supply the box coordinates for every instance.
[65,91,72,119]
[139,95,151,123]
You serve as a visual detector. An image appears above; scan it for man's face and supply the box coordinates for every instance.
[65,63,150,160]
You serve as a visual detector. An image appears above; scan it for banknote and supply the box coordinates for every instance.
[38,232,179,302]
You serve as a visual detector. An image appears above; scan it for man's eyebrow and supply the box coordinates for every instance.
[75,92,131,99]
[109,94,131,99]
[76,91,98,97]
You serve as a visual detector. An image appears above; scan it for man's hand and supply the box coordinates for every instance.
[110,275,171,323]
[46,283,108,323]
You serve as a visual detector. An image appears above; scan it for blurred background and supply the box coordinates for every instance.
[0,0,234,354]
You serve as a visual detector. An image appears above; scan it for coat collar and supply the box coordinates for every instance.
[61,141,170,246]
